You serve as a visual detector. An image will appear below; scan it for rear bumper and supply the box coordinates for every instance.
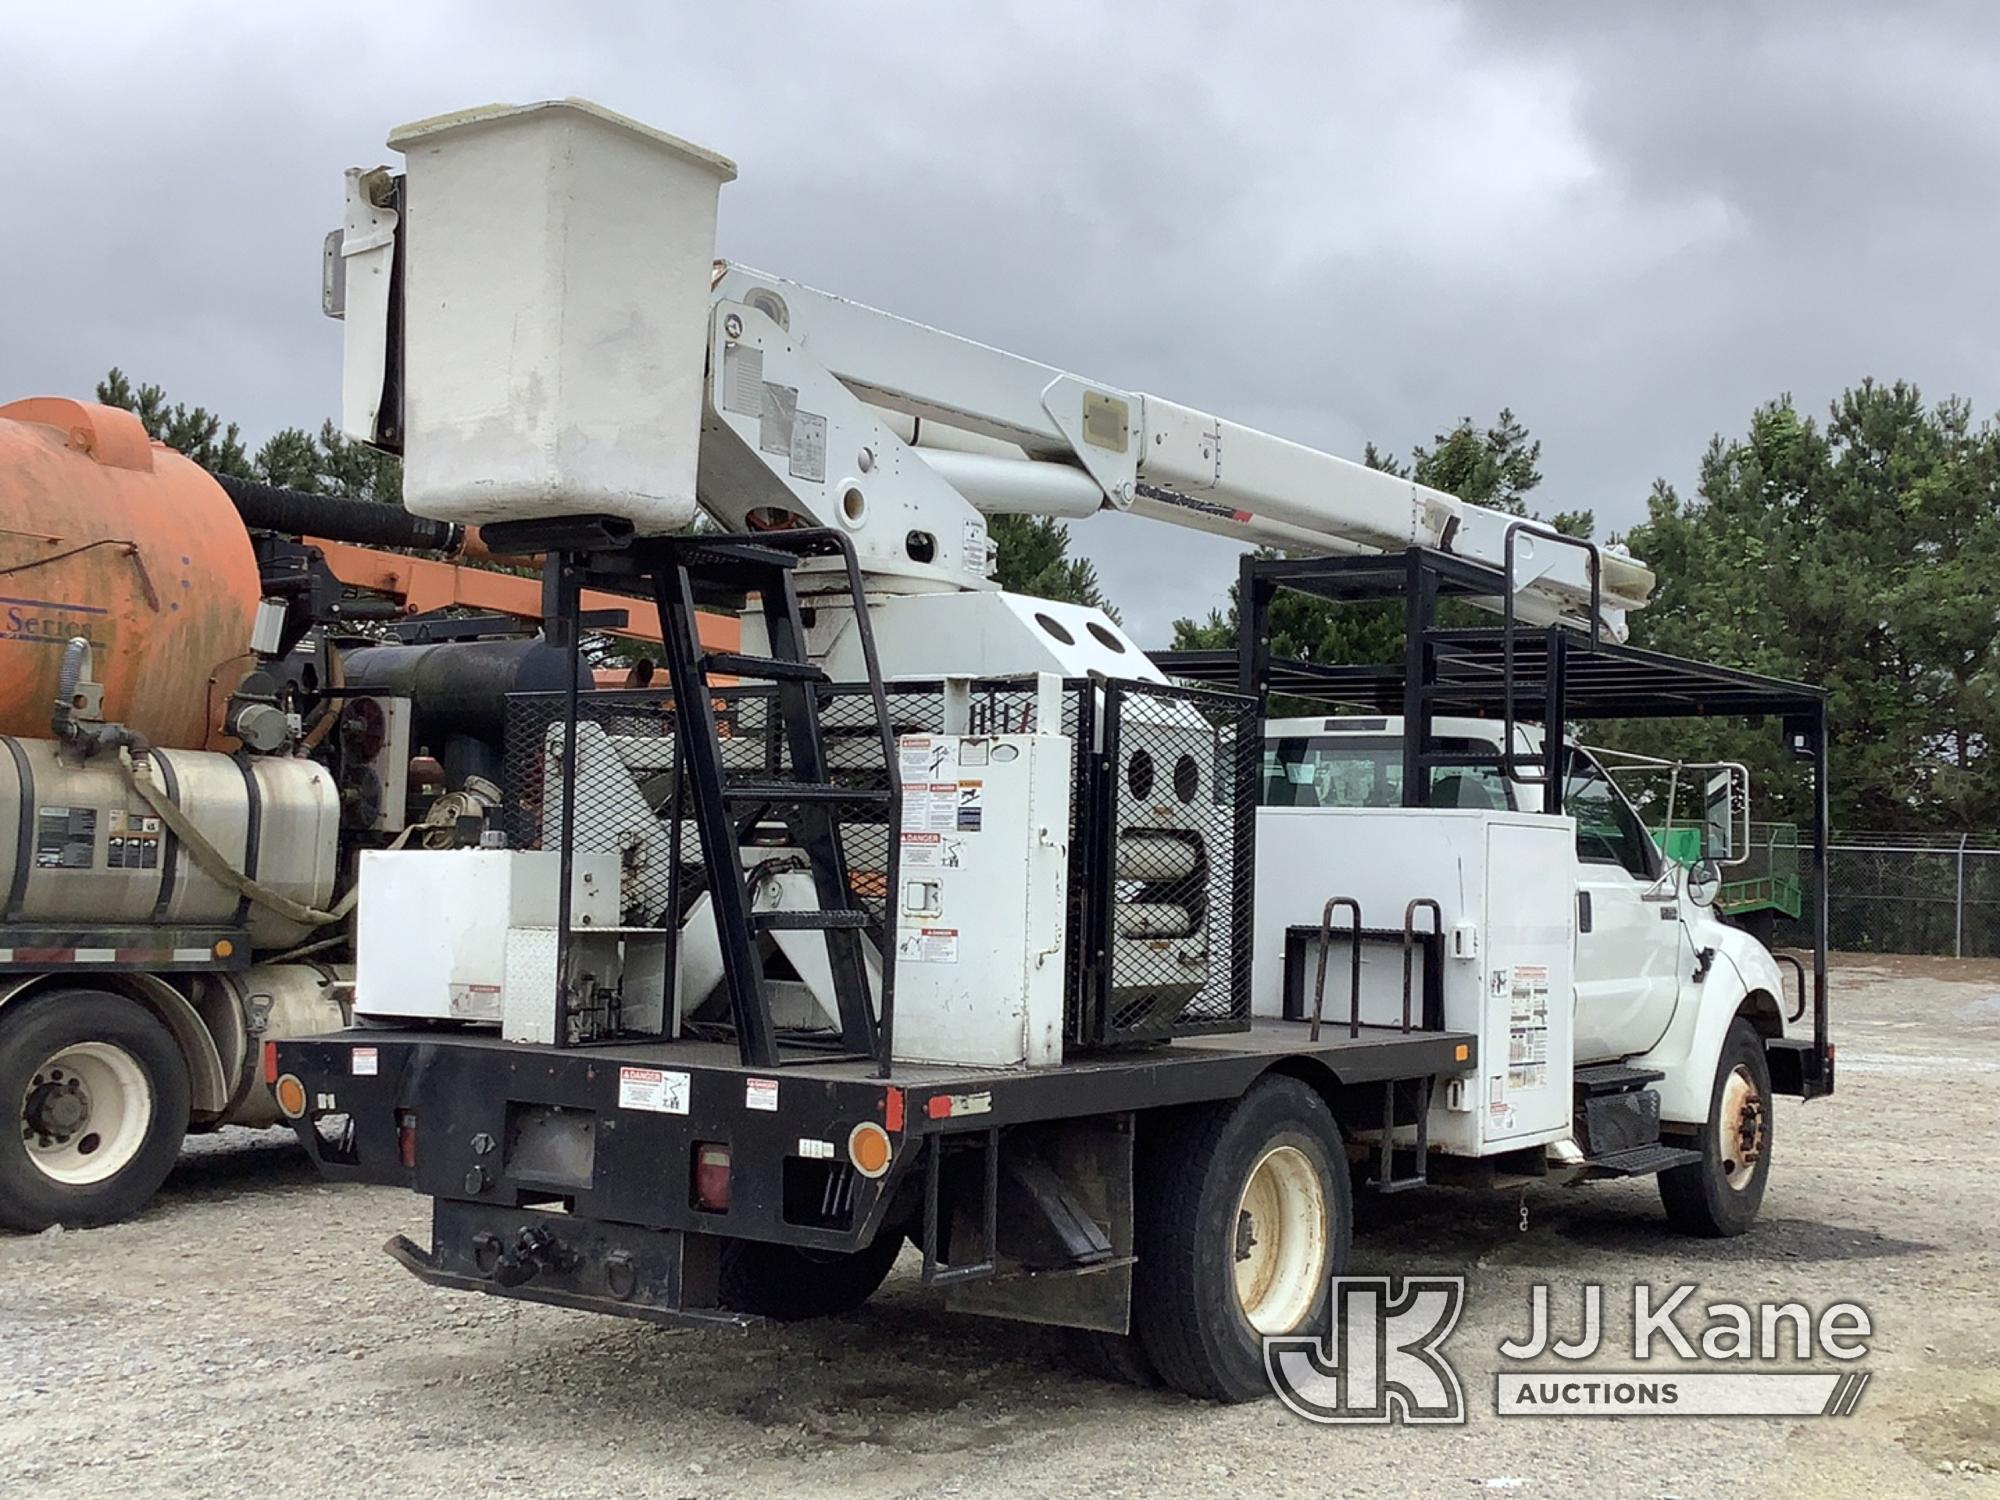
[385,1200,757,1330]
[277,1034,916,1256]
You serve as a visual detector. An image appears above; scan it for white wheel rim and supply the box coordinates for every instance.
[20,1041,154,1186]
[1232,1144,1329,1335]
[1716,1064,1765,1192]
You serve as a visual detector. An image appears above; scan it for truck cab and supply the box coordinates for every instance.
[1261,714,1785,1084]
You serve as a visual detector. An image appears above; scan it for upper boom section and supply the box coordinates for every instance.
[329,99,1652,636]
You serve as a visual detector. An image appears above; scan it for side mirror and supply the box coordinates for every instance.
[1686,858,1723,909]
[1703,766,1748,865]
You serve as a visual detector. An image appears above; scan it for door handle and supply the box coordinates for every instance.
[1577,890,1592,933]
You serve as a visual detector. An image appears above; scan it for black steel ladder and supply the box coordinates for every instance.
[651,529,902,1073]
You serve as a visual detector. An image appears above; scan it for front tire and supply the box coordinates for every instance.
[0,990,192,1231]
[1131,1075,1350,1401]
[1659,1018,1773,1237]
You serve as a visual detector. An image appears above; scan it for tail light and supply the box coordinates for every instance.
[396,1110,419,1170]
[692,1142,732,1212]
[262,1041,279,1085]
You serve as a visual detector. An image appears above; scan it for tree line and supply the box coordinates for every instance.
[95,369,1993,832]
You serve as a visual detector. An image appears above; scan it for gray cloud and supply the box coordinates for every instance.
[3,1,1994,642]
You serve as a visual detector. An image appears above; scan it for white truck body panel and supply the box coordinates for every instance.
[353,849,619,1024]
[1253,807,1577,1154]
[889,733,1071,1070]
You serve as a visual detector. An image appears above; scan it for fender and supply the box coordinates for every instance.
[1631,923,1784,1124]
[0,971,231,1121]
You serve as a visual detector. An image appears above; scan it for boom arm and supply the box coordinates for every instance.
[699,263,1651,634]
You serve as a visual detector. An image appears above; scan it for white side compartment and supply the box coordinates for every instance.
[354,849,619,1022]
[890,733,1070,1069]
[387,99,735,532]
[1252,807,1576,1154]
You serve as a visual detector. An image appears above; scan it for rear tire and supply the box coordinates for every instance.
[0,990,191,1232]
[1066,1327,1161,1387]
[716,1231,903,1320]
[1131,1075,1350,1401]
[1660,1018,1772,1237]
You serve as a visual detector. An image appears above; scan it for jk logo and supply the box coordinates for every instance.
[1264,1276,1467,1424]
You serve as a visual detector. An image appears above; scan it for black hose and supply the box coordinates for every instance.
[212,474,461,552]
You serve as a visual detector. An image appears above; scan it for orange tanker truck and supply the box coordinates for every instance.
[0,395,717,1230]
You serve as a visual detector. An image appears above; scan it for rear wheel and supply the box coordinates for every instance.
[1066,1327,1160,1387]
[1660,1018,1772,1237]
[1131,1075,1350,1401]
[715,1231,904,1320]
[0,990,191,1231]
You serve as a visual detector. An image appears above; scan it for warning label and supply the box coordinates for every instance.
[900,831,963,869]
[899,735,956,780]
[902,783,963,834]
[618,1066,691,1115]
[896,926,960,964]
[35,806,96,870]
[745,1077,779,1112]
[1506,964,1551,1094]
[105,809,161,871]
[448,982,502,1021]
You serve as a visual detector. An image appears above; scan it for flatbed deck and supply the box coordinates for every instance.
[316,1015,1476,1131]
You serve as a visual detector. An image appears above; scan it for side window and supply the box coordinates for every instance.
[1564,751,1657,879]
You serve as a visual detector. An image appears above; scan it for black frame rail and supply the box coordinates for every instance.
[1155,545,1834,1101]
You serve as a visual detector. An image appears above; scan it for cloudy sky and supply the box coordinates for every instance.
[4,2,1996,642]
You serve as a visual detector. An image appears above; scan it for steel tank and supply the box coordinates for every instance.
[0,738,340,949]
[0,398,262,752]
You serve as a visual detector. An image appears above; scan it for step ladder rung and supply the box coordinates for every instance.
[675,537,804,571]
[702,651,828,683]
[723,780,891,807]
[751,909,871,931]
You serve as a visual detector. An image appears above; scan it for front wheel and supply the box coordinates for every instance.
[0,990,192,1231]
[1659,1017,1773,1237]
[1131,1075,1351,1401]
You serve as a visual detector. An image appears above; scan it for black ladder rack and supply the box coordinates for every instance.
[651,530,903,1074]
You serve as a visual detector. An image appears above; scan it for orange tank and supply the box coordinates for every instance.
[0,398,260,751]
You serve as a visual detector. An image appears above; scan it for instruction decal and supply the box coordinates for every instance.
[896,926,960,964]
[35,806,96,870]
[105,809,161,871]
[900,831,962,869]
[1506,963,1551,1093]
[619,1066,691,1115]
[447,982,502,1021]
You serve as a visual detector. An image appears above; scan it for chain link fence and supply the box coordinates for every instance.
[1742,826,2000,958]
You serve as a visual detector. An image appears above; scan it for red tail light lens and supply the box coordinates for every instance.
[692,1142,732,1212]
[396,1110,418,1170]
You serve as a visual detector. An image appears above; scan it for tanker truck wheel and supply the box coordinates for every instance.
[1659,1018,1773,1238]
[0,990,191,1232]
[1130,1076,1350,1402]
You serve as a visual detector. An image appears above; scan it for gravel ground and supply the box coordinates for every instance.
[2,956,1996,1499]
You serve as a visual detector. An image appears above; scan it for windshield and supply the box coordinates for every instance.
[1259,734,1515,810]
